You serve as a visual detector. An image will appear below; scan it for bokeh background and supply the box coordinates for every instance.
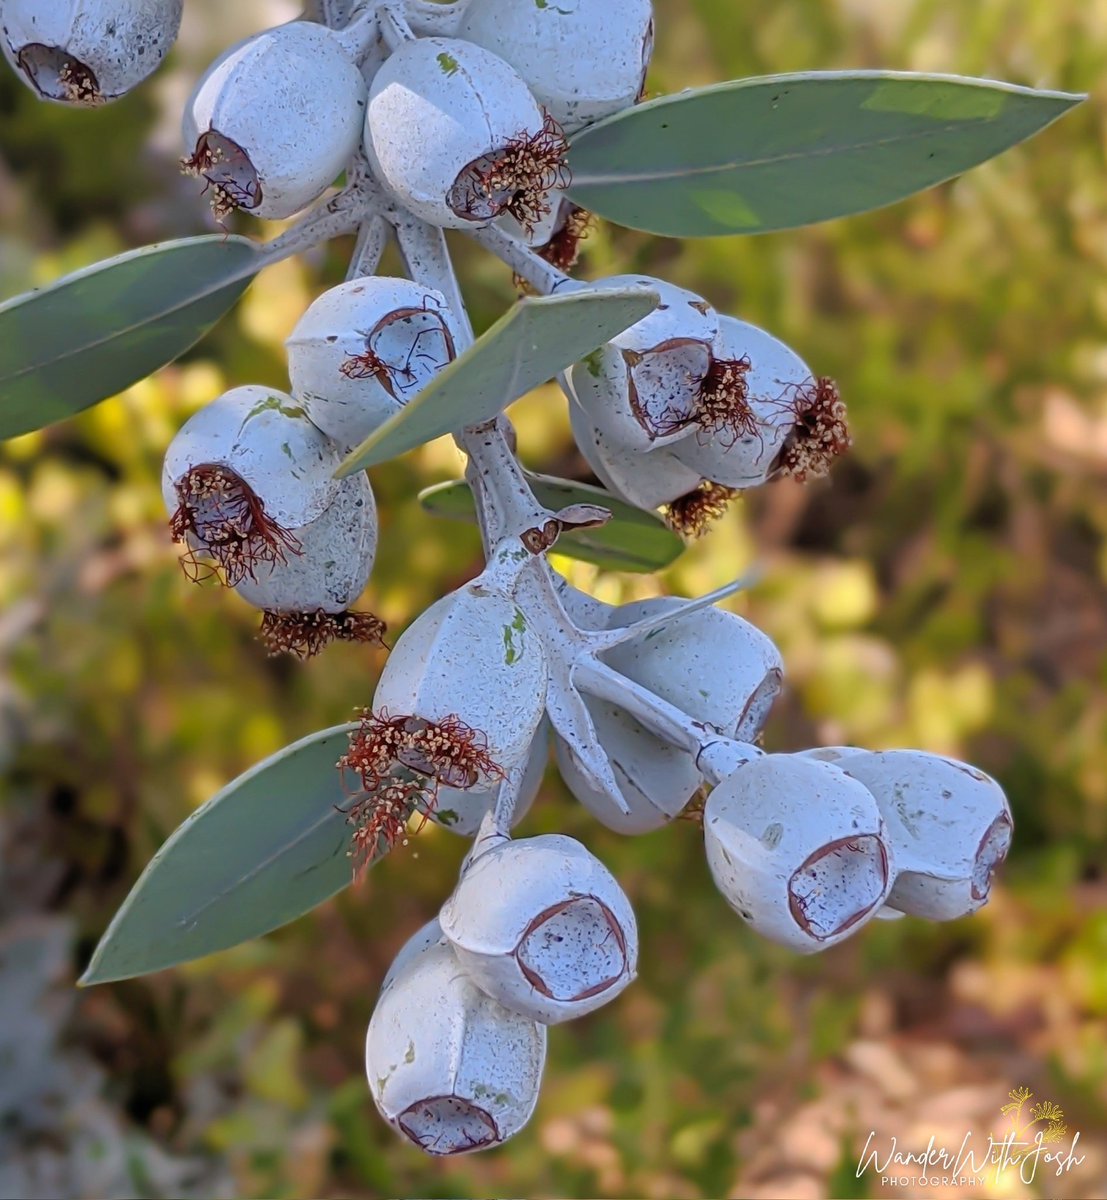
[1,0,1106,1196]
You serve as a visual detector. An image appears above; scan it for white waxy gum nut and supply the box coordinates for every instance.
[672,315,815,488]
[367,938,546,1155]
[440,834,638,1024]
[372,588,549,787]
[603,597,784,738]
[1,0,182,105]
[364,37,562,231]
[569,277,718,453]
[182,23,366,219]
[433,720,548,837]
[287,277,461,449]
[234,471,377,614]
[840,750,1013,920]
[704,755,895,953]
[569,396,704,511]
[161,386,341,530]
[459,0,654,134]
[554,699,701,834]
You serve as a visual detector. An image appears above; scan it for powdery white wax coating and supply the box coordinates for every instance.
[1,0,182,103]
[366,939,546,1155]
[161,386,342,528]
[604,596,784,735]
[441,833,638,1024]
[569,396,703,510]
[839,750,1013,921]
[182,22,366,219]
[234,471,377,613]
[672,315,813,488]
[380,918,447,996]
[372,588,549,786]
[798,746,867,765]
[432,719,549,838]
[287,277,461,449]
[553,698,701,834]
[569,275,716,452]
[704,754,895,953]
[364,36,545,230]
[459,0,654,133]
[549,574,610,630]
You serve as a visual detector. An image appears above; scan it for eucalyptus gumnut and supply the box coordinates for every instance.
[286,278,461,449]
[181,22,368,220]
[368,587,548,789]
[704,754,895,953]
[840,750,1013,921]
[440,834,638,1024]
[162,386,342,587]
[364,36,569,232]
[604,597,784,740]
[458,0,654,134]
[433,720,548,838]
[366,935,546,1155]
[568,276,719,453]
[671,315,850,490]
[554,699,702,834]
[568,394,704,513]
[1,0,182,106]
[234,472,385,659]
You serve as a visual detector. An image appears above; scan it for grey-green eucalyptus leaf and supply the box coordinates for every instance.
[566,71,1084,237]
[418,473,683,573]
[336,286,659,475]
[0,235,261,439]
[80,724,368,985]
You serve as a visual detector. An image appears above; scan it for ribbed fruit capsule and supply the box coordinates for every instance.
[181,22,367,220]
[366,936,546,1155]
[368,588,548,788]
[568,396,704,511]
[1,0,182,106]
[458,0,654,134]
[162,386,342,587]
[234,472,385,658]
[286,278,461,449]
[704,755,895,953]
[604,597,784,738]
[554,698,701,834]
[364,37,569,232]
[440,834,638,1024]
[569,277,718,453]
[840,750,1013,921]
[672,316,849,489]
[433,720,548,837]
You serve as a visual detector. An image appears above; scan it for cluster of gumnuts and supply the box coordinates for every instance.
[3,0,1014,1157]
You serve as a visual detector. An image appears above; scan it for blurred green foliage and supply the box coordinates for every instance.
[1,0,1106,1196]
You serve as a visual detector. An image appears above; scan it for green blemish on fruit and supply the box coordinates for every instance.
[762,822,783,849]
[698,688,710,699]
[281,441,293,459]
[404,1041,415,1064]
[503,609,527,665]
[242,394,307,425]
[436,808,459,826]
[437,52,459,76]
[581,348,604,378]
[644,626,666,640]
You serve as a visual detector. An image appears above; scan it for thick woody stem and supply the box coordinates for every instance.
[573,657,762,782]
[469,223,570,296]
[389,214,558,550]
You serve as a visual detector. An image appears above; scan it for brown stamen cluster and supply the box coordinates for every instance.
[773,377,850,481]
[339,347,390,384]
[692,356,755,446]
[180,131,262,220]
[58,59,103,105]
[662,481,739,538]
[258,609,388,660]
[169,464,301,586]
[338,711,504,876]
[452,113,571,234]
[514,205,595,294]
